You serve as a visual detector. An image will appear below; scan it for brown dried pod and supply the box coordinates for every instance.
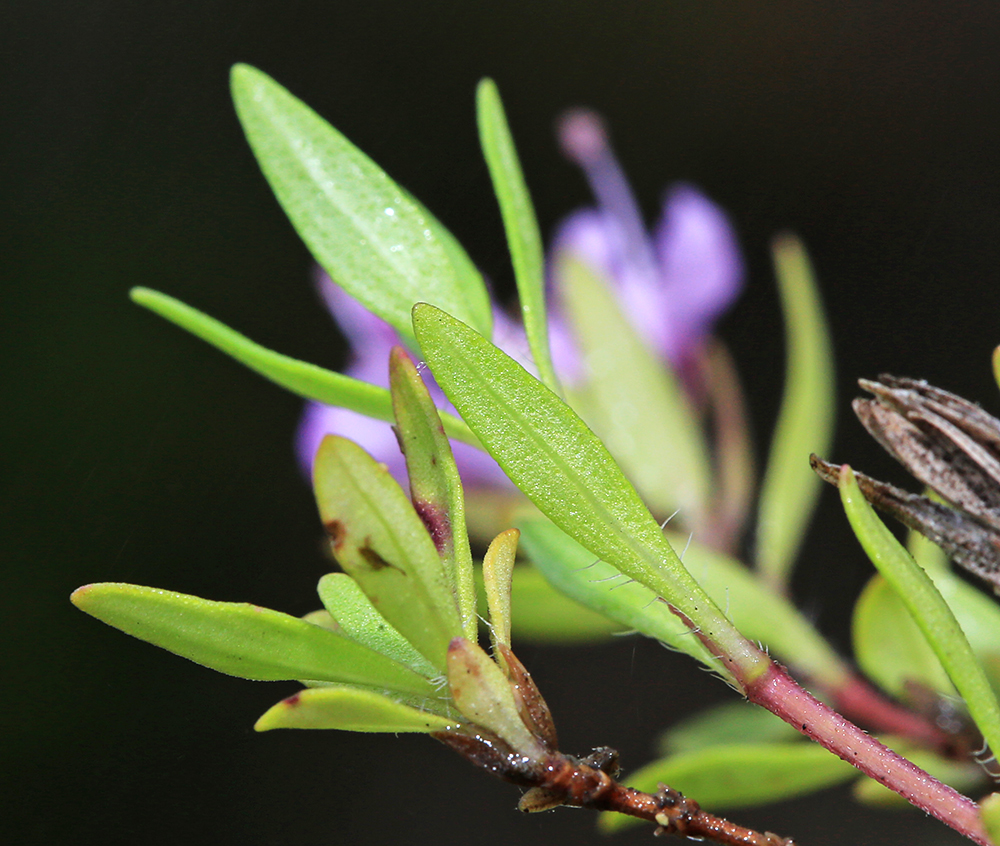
[812,375,1000,593]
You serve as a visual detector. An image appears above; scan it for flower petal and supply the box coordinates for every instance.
[652,184,745,363]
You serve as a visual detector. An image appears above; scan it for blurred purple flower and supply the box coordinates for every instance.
[296,273,579,487]
[551,110,744,376]
[297,109,744,489]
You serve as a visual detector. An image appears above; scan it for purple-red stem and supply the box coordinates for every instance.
[748,662,990,845]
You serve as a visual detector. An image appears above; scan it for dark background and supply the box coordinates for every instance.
[5,2,1000,844]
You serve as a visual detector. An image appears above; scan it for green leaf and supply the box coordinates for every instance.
[482,528,519,653]
[476,78,559,393]
[412,303,765,685]
[316,573,438,678]
[71,583,437,697]
[756,235,834,588]
[255,686,458,733]
[907,524,950,576]
[839,465,1000,758]
[389,347,477,640]
[600,743,857,830]
[555,256,711,525]
[475,564,625,643]
[853,574,954,699]
[658,699,802,755]
[130,287,478,448]
[313,436,463,671]
[519,518,849,689]
[518,519,726,675]
[230,64,491,349]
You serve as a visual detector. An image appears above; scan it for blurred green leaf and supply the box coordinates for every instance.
[840,466,1000,758]
[130,287,478,448]
[71,583,437,697]
[389,347,477,639]
[317,573,438,678]
[230,64,491,349]
[981,793,1000,843]
[600,743,856,830]
[413,304,762,685]
[556,256,711,525]
[475,564,624,643]
[907,523,950,576]
[519,518,849,689]
[313,436,463,671]
[756,235,834,588]
[658,699,802,755]
[476,78,558,393]
[853,574,955,699]
[255,686,458,733]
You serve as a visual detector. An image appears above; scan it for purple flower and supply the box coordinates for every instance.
[297,109,744,491]
[551,110,744,378]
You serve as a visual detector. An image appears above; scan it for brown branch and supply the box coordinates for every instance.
[434,731,795,846]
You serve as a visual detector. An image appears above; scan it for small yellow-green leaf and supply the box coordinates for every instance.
[255,686,457,733]
[71,583,436,697]
[230,64,491,349]
[482,528,519,654]
[556,256,711,526]
[389,347,477,639]
[317,573,438,678]
[130,288,478,447]
[600,743,857,830]
[313,436,463,670]
[840,465,1000,760]
[476,78,559,393]
[412,303,764,685]
[756,235,834,588]
[447,637,541,755]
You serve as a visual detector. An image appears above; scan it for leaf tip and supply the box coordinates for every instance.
[70,584,96,608]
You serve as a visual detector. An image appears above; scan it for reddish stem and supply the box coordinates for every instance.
[832,673,950,751]
[747,662,990,845]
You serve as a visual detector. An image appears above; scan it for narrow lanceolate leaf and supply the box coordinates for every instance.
[519,518,848,690]
[599,743,856,830]
[839,465,1000,757]
[413,303,767,685]
[556,256,711,526]
[255,686,458,733]
[71,583,436,697]
[230,63,492,349]
[130,287,478,447]
[756,235,834,588]
[476,78,559,393]
[389,347,476,640]
[313,436,463,670]
[316,573,438,679]
[482,528,519,654]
